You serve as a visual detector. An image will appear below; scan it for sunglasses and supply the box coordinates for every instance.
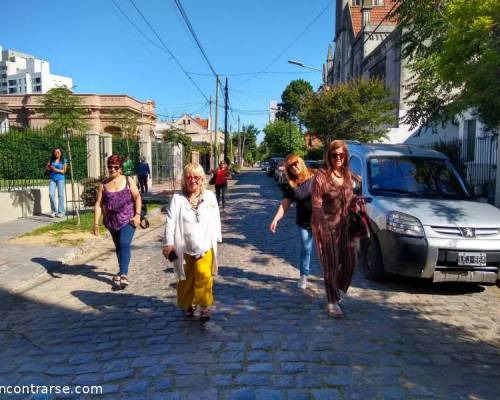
[330,152,345,160]
[288,161,300,169]
[108,165,121,170]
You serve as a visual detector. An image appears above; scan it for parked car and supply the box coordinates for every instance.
[274,159,285,182]
[305,160,324,171]
[261,161,269,171]
[267,157,284,177]
[348,142,500,284]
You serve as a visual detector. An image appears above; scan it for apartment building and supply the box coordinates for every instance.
[0,45,73,95]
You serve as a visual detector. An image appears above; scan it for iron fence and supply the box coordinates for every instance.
[112,136,140,173]
[0,127,87,192]
[151,141,182,190]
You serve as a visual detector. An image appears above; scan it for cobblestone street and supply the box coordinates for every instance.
[0,170,499,400]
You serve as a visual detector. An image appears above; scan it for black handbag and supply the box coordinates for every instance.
[348,197,369,239]
[209,173,216,185]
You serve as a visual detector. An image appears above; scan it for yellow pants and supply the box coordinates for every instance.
[177,249,214,310]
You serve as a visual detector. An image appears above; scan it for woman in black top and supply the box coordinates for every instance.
[270,155,314,289]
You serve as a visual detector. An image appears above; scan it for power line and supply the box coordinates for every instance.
[128,0,209,102]
[172,0,218,77]
[110,0,168,55]
[260,0,333,73]
[188,71,316,77]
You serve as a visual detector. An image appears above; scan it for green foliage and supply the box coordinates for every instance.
[232,124,259,165]
[80,177,102,207]
[393,0,500,128]
[161,127,193,166]
[108,109,141,153]
[281,79,314,124]
[113,137,140,171]
[263,119,305,157]
[301,79,395,144]
[0,128,87,189]
[431,140,467,178]
[193,142,211,155]
[230,163,241,174]
[305,146,325,161]
[40,88,88,133]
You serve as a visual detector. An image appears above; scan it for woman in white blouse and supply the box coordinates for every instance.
[163,163,222,322]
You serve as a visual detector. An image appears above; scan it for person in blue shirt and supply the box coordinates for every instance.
[45,147,67,217]
[136,156,151,193]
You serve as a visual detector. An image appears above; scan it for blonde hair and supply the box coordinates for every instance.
[284,154,314,188]
[181,162,206,193]
[324,140,352,187]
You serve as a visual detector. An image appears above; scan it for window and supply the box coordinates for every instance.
[369,58,386,83]
[373,0,384,5]
[464,119,476,162]
[35,77,41,83]
[349,156,363,194]
[351,0,362,5]
[35,85,41,92]
[8,87,17,93]
[8,79,16,86]
[1,82,6,87]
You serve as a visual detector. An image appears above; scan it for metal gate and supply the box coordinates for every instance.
[461,133,498,203]
[151,141,183,190]
[99,135,107,178]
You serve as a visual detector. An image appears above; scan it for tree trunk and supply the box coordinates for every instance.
[66,132,80,225]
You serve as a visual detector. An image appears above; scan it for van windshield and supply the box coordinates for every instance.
[368,156,471,200]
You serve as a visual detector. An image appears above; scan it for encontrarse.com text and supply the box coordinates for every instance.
[0,385,103,396]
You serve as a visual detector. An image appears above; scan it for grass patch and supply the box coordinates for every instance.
[25,199,165,237]
[25,211,103,237]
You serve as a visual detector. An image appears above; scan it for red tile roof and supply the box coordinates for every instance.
[350,1,397,38]
[194,117,209,129]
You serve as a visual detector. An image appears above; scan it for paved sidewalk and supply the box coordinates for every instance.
[0,171,498,400]
[0,215,83,294]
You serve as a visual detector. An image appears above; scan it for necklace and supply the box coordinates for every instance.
[332,170,342,178]
[187,192,203,208]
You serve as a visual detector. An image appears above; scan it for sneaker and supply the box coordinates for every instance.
[298,275,308,290]
[55,213,65,218]
[49,212,56,218]
[326,302,344,319]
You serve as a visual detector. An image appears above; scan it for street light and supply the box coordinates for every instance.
[288,59,322,72]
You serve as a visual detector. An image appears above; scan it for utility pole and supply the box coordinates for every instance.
[209,96,213,170]
[223,77,229,163]
[214,75,219,167]
[237,115,241,166]
[288,113,292,154]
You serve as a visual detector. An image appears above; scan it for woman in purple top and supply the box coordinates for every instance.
[93,154,142,288]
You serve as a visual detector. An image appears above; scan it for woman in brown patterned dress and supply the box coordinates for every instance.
[311,140,356,318]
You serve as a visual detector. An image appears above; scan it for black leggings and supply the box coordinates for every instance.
[215,184,227,209]
[138,175,148,193]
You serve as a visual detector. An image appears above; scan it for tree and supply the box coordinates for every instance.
[263,119,304,157]
[109,109,141,154]
[41,87,89,225]
[393,0,500,128]
[281,79,314,128]
[161,127,192,166]
[231,124,259,166]
[301,79,396,144]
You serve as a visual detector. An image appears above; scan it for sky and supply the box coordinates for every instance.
[1,0,335,141]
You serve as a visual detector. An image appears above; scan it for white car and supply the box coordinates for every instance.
[349,142,500,284]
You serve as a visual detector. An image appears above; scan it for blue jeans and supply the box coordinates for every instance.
[49,179,65,214]
[299,227,313,276]
[109,223,136,276]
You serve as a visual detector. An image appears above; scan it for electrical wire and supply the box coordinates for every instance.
[128,0,209,102]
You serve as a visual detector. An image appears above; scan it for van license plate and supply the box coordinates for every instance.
[458,252,486,266]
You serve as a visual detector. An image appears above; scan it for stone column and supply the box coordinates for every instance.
[86,130,100,178]
[101,133,112,166]
[495,138,500,207]
[139,127,152,189]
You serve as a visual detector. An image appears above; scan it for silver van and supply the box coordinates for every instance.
[348,143,500,284]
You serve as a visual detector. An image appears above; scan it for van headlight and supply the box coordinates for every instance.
[387,211,425,237]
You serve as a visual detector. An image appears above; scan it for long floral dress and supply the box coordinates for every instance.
[311,167,356,304]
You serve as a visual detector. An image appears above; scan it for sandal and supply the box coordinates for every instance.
[112,275,121,284]
[119,275,129,287]
[184,305,196,318]
[326,303,344,319]
[199,308,210,322]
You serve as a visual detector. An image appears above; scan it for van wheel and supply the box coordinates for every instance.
[361,234,386,281]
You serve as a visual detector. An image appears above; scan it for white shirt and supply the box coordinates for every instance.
[164,190,222,281]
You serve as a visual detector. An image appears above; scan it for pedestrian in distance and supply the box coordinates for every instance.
[213,160,231,211]
[122,154,134,177]
[311,140,358,318]
[93,154,142,290]
[137,156,151,194]
[270,154,315,289]
[162,163,222,322]
[45,147,68,218]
